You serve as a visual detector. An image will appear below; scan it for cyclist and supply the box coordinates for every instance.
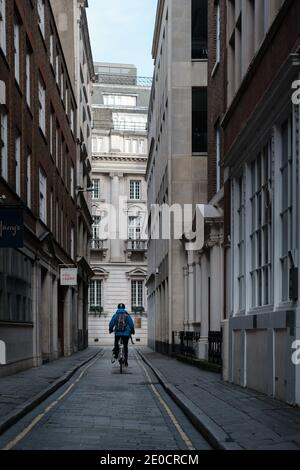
[109,303,135,366]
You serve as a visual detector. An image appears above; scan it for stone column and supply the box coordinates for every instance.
[183,267,188,327]
[63,288,72,357]
[188,263,195,330]
[195,260,201,325]
[52,275,59,360]
[110,173,122,262]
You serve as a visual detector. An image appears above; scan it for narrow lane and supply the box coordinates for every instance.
[0,348,211,451]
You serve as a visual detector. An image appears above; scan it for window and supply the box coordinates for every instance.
[26,150,31,208]
[0,0,6,54]
[130,180,141,200]
[50,110,54,156]
[0,109,8,180]
[49,31,54,66]
[131,280,143,308]
[92,216,101,242]
[70,105,75,134]
[55,124,59,167]
[55,199,59,238]
[89,280,102,310]
[55,50,59,84]
[70,163,75,198]
[112,113,147,132]
[250,145,272,307]
[192,88,207,153]
[92,137,103,153]
[38,78,46,133]
[103,94,137,107]
[92,179,100,199]
[37,0,45,37]
[26,47,32,107]
[280,118,293,301]
[39,169,47,224]
[15,133,21,196]
[139,139,145,154]
[60,67,64,100]
[14,19,20,83]
[128,216,141,240]
[65,85,69,116]
[237,175,245,310]
[216,2,221,64]
[71,225,75,259]
[50,190,53,231]
[192,0,208,60]
[216,126,221,191]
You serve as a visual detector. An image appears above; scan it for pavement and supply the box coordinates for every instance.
[0,347,102,436]
[138,348,300,450]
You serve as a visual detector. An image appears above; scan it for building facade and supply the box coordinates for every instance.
[50,0,94,351]
[147,0,208,353]
[0,0,80,376]
[222,0,300,404]
[88,63,151,346]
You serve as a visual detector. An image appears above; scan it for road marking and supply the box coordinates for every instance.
[2,353,102,451]
[136,353,195,451]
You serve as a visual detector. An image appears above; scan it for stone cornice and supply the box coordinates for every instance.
[92,154,148,163]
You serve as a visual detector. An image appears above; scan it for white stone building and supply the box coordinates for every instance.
[89,64,151,346]
[147,0,209,354]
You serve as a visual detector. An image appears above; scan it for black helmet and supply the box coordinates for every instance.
[118,303,125,309]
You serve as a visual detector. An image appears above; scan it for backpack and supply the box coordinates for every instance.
[115,313,128,332]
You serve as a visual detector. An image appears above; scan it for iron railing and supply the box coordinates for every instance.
[208,331,222,365]
[127,240,147,252]
[172,331,201,358]
[94,73,152,87]
[92,120,148,133]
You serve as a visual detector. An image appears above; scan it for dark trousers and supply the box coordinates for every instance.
[113,336,129,362]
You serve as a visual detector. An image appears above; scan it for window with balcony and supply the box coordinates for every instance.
[192,0,208,60]
[128,216,141,240]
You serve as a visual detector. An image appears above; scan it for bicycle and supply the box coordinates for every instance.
[118,337,125,374]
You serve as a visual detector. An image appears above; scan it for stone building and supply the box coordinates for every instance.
[0,0,83,376]
[147,0,208,353]
[50,0,94,351]
[88,63,151,346]
[222,0,300,404]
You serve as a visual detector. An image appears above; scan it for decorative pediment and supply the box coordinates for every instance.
[91,266,109,279]
[126,267,147,279]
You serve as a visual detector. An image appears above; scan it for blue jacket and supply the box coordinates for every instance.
[109,309,135,337]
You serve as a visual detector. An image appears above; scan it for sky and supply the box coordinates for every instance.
[87,0,158,78]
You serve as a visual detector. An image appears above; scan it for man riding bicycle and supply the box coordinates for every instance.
[109,303,135,366]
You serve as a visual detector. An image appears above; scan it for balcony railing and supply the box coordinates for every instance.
[90,239,107,251]
[94,73,152,87]
[92,119,148,133]
[127,239,147,252]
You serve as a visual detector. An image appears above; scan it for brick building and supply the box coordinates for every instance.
[222,0,300,403]
[0,0,80,375]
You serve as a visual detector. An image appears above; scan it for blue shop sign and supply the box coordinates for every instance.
[0,207,24,248]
